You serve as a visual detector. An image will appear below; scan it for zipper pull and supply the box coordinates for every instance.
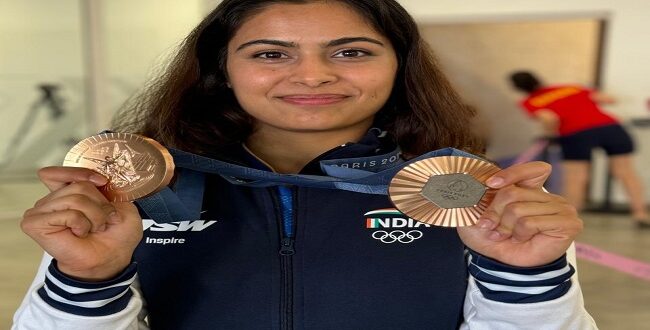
[279,237,295,256]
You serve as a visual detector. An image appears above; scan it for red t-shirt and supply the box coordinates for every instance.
[520,85,618,136]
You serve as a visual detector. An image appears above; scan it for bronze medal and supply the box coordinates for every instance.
[63,132,175,202]
[389,156,501,227]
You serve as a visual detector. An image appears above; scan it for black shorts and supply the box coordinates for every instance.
[558,124,635,160]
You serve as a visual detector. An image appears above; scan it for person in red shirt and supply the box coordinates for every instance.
[510,71,649,227]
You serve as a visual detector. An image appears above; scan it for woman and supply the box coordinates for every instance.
[510,70,649,227]
[15,1,594,329]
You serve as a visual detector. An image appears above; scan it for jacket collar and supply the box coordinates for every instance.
[214,128,398,175]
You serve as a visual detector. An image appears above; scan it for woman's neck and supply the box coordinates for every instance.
[245,126,370,174]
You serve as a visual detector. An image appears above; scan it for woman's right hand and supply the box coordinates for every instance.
[21,166,143,282]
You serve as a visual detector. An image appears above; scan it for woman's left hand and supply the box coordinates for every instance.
[457,161,583,267]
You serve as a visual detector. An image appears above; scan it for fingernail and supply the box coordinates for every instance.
[97,224,106,232]
[486,176,504,188]
[90,174,108,185]
[488,231,502,240]
[477,219,493,229]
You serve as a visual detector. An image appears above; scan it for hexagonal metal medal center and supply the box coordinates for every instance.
[420,173,486,209]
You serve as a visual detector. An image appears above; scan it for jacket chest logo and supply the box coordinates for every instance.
[143,219,218,232]
[365,208,429,244]
[142,219,218,245]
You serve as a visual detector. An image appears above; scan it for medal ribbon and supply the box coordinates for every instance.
[137,147,482,223]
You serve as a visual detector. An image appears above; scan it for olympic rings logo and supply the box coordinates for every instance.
[371,230,423,244]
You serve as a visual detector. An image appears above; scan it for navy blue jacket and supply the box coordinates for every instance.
[18,130,585,330]
[134,132,467,329]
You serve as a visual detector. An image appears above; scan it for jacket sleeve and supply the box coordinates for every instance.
[461,243,598,329]
[12,253,149,330]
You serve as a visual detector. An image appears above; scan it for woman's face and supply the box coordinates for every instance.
[226,1,398,135]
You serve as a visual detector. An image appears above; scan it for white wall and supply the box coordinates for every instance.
[0,1,84,77]
[0,0,204,174]
[100,0,203,129]
[0,0,85,172]
[104,0,202,84]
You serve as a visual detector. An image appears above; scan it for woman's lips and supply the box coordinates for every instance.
[279,94,349,106]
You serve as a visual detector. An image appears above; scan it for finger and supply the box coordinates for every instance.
[22,209,93,238]
[493,200,575,238]
[463,216,509,242]
[510,214,583,243]
[485,161,551,190]
[484,186,561,220]
[38,166,108,192]
[34,181,110,209]
[26,194,116,233]
[509,216,544,243]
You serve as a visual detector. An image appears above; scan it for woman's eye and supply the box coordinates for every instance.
[254,51,287,59]
[333,49,369,58]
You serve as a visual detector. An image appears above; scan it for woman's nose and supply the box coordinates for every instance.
[288,55,338,87]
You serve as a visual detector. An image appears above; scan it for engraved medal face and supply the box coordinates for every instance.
[63,132,175,202]
[420,173,487,209]
[389,156,501,227]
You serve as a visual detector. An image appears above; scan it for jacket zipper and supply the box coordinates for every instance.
[273,186,296,330]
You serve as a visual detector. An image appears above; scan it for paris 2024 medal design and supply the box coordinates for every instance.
[389,156,501,227]
[63,132,175,202]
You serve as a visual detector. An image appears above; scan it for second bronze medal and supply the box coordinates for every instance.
[389,156,501,227]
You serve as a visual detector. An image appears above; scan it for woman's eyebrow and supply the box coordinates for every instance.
[236,36,384,52]
[326,37,385,47]
[236,39,297,51]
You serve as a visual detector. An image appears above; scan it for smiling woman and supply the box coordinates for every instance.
[14,1,596,329]
[112,0,482,161]
[226,2,398,173]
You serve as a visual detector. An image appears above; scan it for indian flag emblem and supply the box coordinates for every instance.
[365,208,403,228]
[364,208,429,229]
